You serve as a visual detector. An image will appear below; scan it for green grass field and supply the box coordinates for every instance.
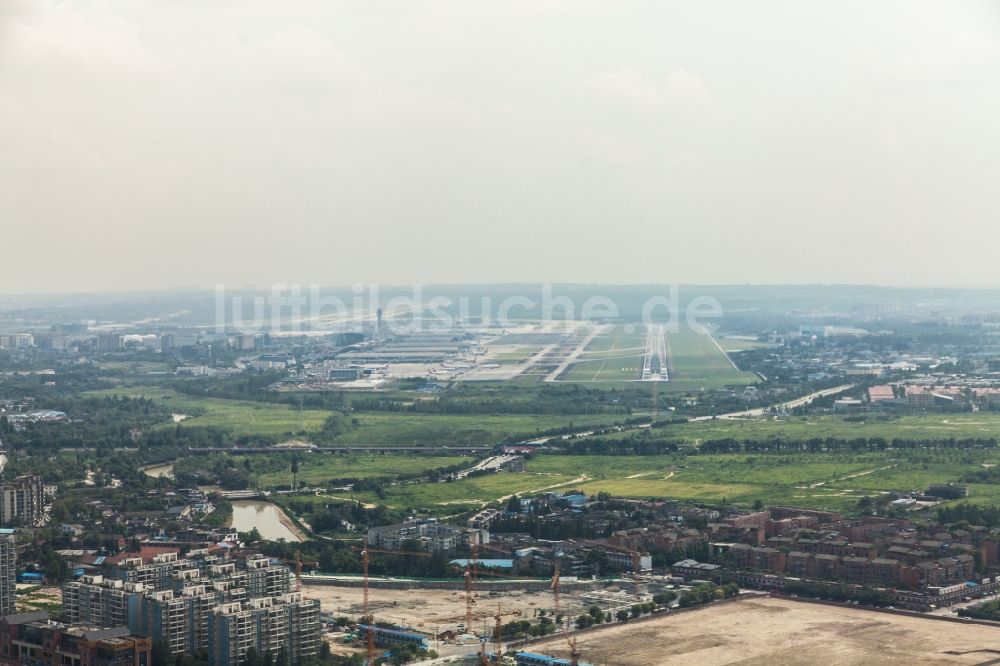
[244,454,469,487]
[649,413,1000,442]
[85,386,625,445]
[343,449,1000,515]
[86,386,331,437]
[493,347,542,363]
[580,327,647,354]
[558,326,645,384]
[348,469,579,513]
[328,412,625,446]
[560,358,643,382]
[717,337,775,352]
[99,360,173,373]
[664,326,759,391]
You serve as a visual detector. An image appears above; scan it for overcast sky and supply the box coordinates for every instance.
[1,1,999,293]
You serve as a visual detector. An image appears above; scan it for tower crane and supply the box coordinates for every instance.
[465,539,480,629]
[551,557,562,620]
[352,546,435,665]
[476,604,522,666]
[361,548,374,666]
[276,550,319,592]
[565,635,581,666]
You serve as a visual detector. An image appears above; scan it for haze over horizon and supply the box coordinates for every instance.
[2,1,999,294]
[4,281,1000,301]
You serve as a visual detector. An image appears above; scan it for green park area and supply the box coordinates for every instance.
[335,449,1000,516]
[664,326,759,392]
[86,386,331,437]
[647,412,1000,443]
[240,454,469,488]
[86,386,625,445]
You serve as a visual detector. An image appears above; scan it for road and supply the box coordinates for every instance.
[453,454,520,480]
[926,589,1000,617]
[687,384,856,422]
[521,384,857,445]
[696,323,741,371]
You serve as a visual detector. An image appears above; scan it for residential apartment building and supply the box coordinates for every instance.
[62,577,135,630]
[0,335,34,350]
[725,544,786,573]
[135,587,217,656]
[96,334,124,351]
[0,530,15,617]
[62,552,313,666]
[207,593,320,666]
[104,550,286,595]
[367,520,488,552]
[0,475,45,527]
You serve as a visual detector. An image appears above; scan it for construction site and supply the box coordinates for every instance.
[299,541,654,665]
[300,540,1000,666]
[524,595,1000,666]
[304,576,1000,666]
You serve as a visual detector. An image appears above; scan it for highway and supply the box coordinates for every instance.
[687,384,856,422]
[454,454,520,480]
[522,384,857,445]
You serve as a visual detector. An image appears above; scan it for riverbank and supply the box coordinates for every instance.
[141,462,174,478]
[276,504,308,541]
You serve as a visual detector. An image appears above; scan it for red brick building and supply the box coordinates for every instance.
[0,612,151,666]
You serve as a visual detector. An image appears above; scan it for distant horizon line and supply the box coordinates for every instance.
[1,281,999,299]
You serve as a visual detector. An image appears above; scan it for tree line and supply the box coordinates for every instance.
[549,435,999,456]
[936,502,1000,527]
[700,436,998,454]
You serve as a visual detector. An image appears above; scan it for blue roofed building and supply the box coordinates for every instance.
[449,559,514,569]
[514,652,593,666]
[354,624,429,649]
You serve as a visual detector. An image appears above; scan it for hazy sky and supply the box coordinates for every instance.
[2,1,999,293]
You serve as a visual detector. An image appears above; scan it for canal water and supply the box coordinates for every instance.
[228,500,303,542]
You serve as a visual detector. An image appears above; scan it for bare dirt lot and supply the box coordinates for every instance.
[305,583,604,660]
[526,596,1000,666]
[302,583,590,634]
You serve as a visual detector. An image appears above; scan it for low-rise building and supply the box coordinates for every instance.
[0,612,151,666]
[367,520,488,552]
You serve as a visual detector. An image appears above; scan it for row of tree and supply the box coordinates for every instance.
[936,502,1000,527]
[700,436,999,454]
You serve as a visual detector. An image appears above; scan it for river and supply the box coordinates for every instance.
[228,500,304,542]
